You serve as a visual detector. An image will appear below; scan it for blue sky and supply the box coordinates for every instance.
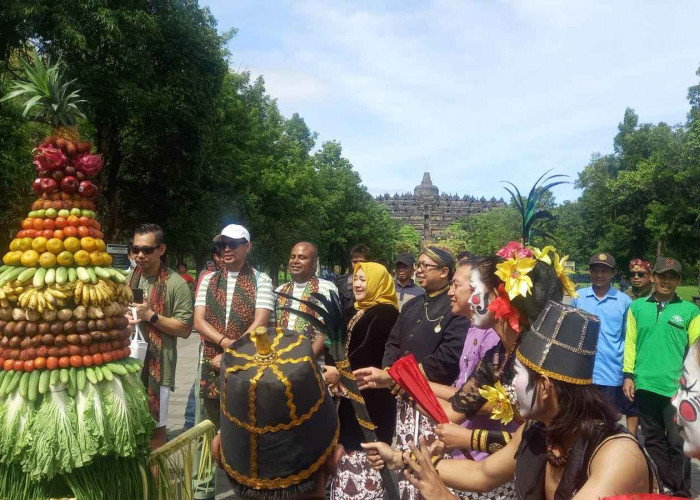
[202,0,700,202]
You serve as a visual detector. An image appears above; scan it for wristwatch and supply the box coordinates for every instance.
[149,313,159,324]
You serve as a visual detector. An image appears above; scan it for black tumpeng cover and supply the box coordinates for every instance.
[516,301,600,385]
[219,326,339,491]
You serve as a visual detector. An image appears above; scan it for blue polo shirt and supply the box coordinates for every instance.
[571,286,632,386]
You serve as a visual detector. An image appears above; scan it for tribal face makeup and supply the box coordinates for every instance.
[469,269,494,328]
[673,342,700,458]
[513,358,539,419]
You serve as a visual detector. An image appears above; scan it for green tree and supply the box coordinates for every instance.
[395,224,420,255]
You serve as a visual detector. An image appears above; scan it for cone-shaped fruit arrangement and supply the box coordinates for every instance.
[0,52,154,499]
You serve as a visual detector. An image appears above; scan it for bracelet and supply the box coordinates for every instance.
[218,337,225,347]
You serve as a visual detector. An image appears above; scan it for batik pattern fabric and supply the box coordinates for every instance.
[275,276,320,341]
[127,265,168,421]
[201,263,256,399]
[330,450,385,500]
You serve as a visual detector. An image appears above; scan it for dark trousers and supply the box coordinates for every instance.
[636,389,690,497]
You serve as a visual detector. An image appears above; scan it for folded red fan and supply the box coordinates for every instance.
[388,354,449,424]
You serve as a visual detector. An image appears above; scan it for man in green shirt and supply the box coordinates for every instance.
[127,223,194,449]
[622,257,700,497]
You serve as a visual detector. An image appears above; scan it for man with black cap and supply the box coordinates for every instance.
[571,252,636,434]
[394,252,424,310]
[212,326,343,499]
[623,257,700,497]
[364,302,659,499]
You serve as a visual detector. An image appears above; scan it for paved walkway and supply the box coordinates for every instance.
[167,333,700,499]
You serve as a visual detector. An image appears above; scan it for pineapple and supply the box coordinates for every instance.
[1,50,86,142]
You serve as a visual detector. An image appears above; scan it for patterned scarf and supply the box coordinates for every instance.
[201,263,256,399]
[275,276,320,340]
[127,264,169,422]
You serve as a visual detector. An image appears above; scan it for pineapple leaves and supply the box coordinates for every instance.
[1,50,86,126]
[502,170,569,245]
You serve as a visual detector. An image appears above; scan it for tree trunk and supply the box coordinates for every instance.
[99,123,123,243]
[656,238,664,257]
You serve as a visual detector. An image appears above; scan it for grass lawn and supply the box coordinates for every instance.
[677,285,697,301]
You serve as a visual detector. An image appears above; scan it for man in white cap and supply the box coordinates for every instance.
[192,224,274,499]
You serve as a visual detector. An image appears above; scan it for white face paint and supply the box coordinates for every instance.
[469,269,494,328]
[672,342,700,458]
[513,358,539,419]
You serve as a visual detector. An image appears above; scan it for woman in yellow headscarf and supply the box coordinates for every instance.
[329,261,400,500]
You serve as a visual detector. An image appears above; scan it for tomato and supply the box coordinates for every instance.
[124,347,131,358]
[66,215,79,227]
[92,353,103,366]
[69,355,83,368]
[78,216,91,226]
[25,229,37,238]
[3,359,13,371]
[77,226,90,238]
[82,355,93,367]
[16,230,26,238]
[102,352,113,363]
[32,218,44,230]
[34,357,47,370]
[58,356,70,368]
[95,230,104,240]
[42,229,54,239]
[63,226,78,237]
[23,360,35,372]
[46,356,59,371]
[54,217,67,229]
[13,360,23,371]
[42,219,55,230]
[53,230,64,240]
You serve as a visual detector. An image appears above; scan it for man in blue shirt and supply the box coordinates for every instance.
[571,252,636,434]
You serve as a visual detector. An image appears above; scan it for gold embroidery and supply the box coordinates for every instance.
[276,335,305,355]
[344,390,365,404]
[223,423,340,490]
[516,350,592,385]
[356,417,377,430]
[270,363,297,420]
[502,431,511,444]
[479,429,487,452]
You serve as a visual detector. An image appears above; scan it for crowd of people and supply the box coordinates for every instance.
[123,221,700,500]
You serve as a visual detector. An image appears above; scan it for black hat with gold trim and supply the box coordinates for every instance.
[219,326,339,498]
[516,301,600,385]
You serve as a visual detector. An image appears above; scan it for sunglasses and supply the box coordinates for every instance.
[215,238,248,251]
[132,246,159,255]
[630,272,649,278]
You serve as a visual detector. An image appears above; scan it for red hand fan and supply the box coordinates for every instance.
[388,354,449,424]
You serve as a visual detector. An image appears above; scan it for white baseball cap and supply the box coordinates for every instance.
[213,224,250,242]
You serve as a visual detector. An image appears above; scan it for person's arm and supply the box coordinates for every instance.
[130,278,192,339]
[403,428,521,498]
[244,308,271,336]
[571,436,650,500]
[420,315,469,385]
[429,381,458,401]
[194,306,228,346]
[622,308,637,401]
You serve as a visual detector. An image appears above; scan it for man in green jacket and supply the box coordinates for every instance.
[623,257,700,497]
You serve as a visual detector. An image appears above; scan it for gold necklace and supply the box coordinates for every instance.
[423,302,445,333]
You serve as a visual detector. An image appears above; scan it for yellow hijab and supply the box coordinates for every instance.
[353,262,399,310]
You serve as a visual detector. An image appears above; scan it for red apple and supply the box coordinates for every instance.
[78,180,97,198]
[32,178,43,195]
[60,176,78,194]
[39,178,58,194]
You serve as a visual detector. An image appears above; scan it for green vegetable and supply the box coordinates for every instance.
[85,367,97,385]
[95,365,104,383]
[49,370,60,386]
[106,362,127,376]
[0,370,12,395]
[28,370,40,401]
[68,368,76,393]
[77,369,86,391]
[6,370,22,395]
[101,365,113,382]
[38,370,50,395]
[19,372,30,398]
[59,368,69,384]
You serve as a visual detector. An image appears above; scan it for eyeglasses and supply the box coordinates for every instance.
[215,238,247,251]
[414,262,440,271]
[630,272,649,278]
[132,246,159,255]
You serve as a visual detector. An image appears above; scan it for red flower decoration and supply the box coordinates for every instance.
[488,284,525,333]
[496,241,534,259]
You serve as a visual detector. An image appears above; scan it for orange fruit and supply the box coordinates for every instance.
[101,252,113,266]
[2,252,12,265]
[20,250,40,267]
[56,251,74,267]
[39,252,56,268]
[94,239,106,252]
[31,236,47,253]
[64,237,80,253]
[89,251,103,266]
[80,237,96,253]
[19,237,33,251]
[46,238,64,255]
[8,239,21,252]
[73,250,90,266]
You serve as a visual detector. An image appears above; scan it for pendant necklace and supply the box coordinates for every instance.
[423,302,445,333]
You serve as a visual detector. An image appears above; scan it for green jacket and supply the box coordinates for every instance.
[623,294,700,397]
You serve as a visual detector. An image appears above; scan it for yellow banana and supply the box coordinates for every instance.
[29,290,38,310]
[74,281,84,302]
[82,285,90,307]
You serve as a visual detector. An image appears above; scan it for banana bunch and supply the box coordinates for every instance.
[0,280,28,303]
[73,279,117,307]
[17,286,70,312]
